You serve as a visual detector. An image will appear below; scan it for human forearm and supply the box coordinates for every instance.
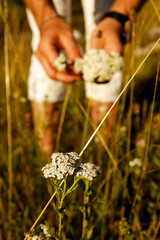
[90,0,146,54]
[24,0,81,83]
[110,0,145,16]
[24,0,56,27]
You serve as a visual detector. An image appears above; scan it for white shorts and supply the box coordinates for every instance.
[27,0,123,103]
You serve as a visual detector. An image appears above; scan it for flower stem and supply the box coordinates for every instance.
[58,176,67,239]
[81,181,90,240]
[81,196,89,240]
[65,177,80,196]
[58,208,63,239]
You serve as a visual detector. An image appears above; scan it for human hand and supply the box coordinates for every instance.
[90,17,124,55]
[36,16,81,83]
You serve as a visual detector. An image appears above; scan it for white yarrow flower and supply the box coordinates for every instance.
[54,52,68,71]
[54,49,123,83]
[32,236,38,240]
[129,158,143,167]
[42,152,100,181]
[75,163,100,181]
[39,224,51,237]
[42,152,80,180]
[25,223,51,239]
[75,49,123,83]
[74,57,83,73]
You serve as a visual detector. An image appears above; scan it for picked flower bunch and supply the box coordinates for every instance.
[42,152,100,181]
[54,49,123,83]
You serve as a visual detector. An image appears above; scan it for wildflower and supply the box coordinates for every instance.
[24,224,51,240]
[75,49,123,83]
[73,29,83,41]
[54,49,123,83]
[119,218,131,238]
[19,97,28,103]
[120,126,127,133]
[129,158,143,167]
[74,57,83,73]
[75,162,100,181]
[42,152,80,180]
[42,152,100,181]
[54,52,69,71]
[136,138,146,148]
[40,224,51,237]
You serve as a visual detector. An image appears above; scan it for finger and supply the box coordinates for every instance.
[60,32,81,62]
[55,71,81,83]
[103,43,123,55]
[36,50,57,78]
[37,40,59,68]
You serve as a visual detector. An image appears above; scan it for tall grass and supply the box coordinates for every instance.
[3,0,13,239]
[0,0,160,239]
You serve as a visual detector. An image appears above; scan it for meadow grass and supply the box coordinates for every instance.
[0,0,160,239]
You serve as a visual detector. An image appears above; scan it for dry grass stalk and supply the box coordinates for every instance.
[79,37,160,157]
[3,0,13,239]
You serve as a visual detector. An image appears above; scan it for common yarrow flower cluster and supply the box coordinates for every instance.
[76,162,100,181]
[42,152,100,181]
[25,224,51,240]
[129,158,143,167]
[54,49,123,83]
[54,52,70,71]
[74,49,123,83]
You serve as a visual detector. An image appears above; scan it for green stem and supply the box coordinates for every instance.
[58,210,62,239]
[65,177,80,196]
[58,177,68,239]
[81,181,90,240]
